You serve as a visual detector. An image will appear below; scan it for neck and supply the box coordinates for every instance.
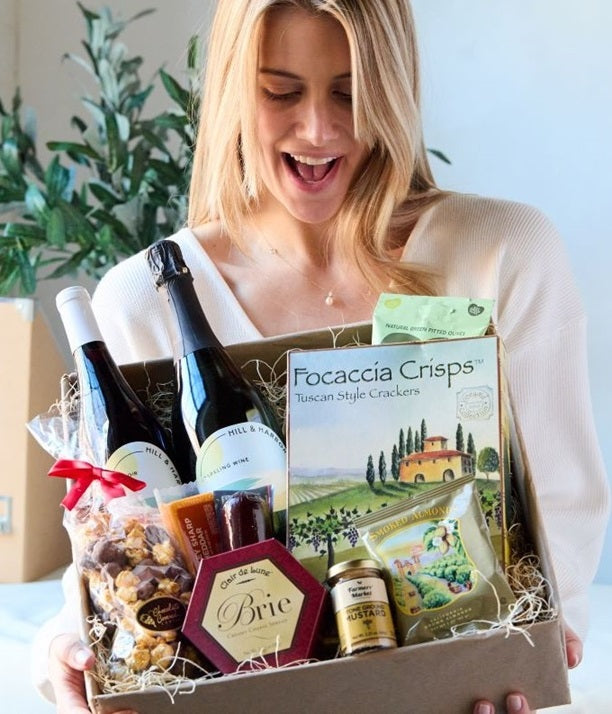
[249,207,334,268]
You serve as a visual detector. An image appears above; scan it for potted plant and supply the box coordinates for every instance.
[0,3,199,297]
[0,3,200,582]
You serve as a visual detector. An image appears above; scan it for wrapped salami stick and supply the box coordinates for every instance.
[217,488,274,551]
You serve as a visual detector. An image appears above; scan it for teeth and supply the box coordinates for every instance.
[290,154,336,166]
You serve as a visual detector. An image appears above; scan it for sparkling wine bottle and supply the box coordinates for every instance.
[146,240,286,500]
[56,285,184,496]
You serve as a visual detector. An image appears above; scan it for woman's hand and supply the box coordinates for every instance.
[48,634,138,714]
[472,625,582,714]
[564,624,583,669]
[473,693,533,714]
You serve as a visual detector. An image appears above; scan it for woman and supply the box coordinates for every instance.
[37,1,609,713]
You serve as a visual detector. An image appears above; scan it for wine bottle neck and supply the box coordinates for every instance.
[164,275,223,358]
[56,286,104,353]
[56,286,133,403]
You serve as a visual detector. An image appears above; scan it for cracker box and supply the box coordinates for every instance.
[286,333,518,582]
[78,324,569,713]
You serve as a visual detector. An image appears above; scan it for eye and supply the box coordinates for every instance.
[334,90,353,104]
[262,88,300,102]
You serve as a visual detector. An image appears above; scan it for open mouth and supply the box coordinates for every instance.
[283,152,339,183]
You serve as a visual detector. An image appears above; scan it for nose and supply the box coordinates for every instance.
[295,96,340,146]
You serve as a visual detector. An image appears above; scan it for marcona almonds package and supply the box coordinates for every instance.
[355,476,517,646]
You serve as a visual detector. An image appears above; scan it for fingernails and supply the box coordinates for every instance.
[73,645,92,667]
[476,704,493,714]
[507,694,523,712]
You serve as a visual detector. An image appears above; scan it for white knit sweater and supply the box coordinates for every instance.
[32,193,609,699]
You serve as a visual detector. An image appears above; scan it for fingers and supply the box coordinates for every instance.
[505,694,531,712]
[564,623,583,669]
[50,633,96,671]
[473,693,532,713]
[48,634,139,714]
[48,634,94,714]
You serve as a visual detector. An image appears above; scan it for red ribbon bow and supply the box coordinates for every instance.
[48,459,147,510]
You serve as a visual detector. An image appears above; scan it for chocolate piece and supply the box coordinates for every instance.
[145,524,166,545]
[92,538,128,567]
[137,579,158,601]
[104,562,122,580]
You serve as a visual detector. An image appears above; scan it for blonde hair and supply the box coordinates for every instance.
[188,0,444,294]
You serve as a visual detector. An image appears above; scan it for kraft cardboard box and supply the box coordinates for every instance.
[0,298,71,582]
[79,324,569,713]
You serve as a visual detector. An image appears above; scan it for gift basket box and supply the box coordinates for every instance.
[35,321,570,713]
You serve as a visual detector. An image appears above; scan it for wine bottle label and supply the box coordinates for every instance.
[106,441,181,498]
[195,423,287,513]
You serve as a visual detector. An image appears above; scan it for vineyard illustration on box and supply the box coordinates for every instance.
[286,338,505,582]
[288,421,501,582]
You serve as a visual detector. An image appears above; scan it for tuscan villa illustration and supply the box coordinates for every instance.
[393,544,425,577]
[399,435,475,484]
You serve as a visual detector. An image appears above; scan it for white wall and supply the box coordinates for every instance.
[411,0,612,583]
[4,2,610,579]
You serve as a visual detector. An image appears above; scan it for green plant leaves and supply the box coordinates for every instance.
[160,70,191,113]
[46,207,67,248]
[0,4,199,296]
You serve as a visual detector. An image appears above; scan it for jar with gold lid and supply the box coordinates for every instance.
[326,559,397,656]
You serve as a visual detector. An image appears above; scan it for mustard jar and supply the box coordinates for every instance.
[326,559,397,656]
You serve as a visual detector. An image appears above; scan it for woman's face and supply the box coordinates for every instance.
[255,7,369,226]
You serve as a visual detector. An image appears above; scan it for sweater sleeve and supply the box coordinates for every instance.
[416,195,610,639]
[30,564,81,704]
[507,318,609,640]
[492,204,610,640]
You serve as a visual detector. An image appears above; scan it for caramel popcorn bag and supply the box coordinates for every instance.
[70,493,201,683]
[28,383,209,691]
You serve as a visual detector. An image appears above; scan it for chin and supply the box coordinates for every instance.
[287,206,342,226]
[282,191,347,225]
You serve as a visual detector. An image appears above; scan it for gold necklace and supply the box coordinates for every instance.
[257,232,338,307]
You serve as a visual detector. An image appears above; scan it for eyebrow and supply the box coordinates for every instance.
[259,68,351,81]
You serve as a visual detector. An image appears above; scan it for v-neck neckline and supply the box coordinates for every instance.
[179,199,439,341]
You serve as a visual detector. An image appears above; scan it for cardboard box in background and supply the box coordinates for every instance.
[0,298,71,582]
[82,325,569,713]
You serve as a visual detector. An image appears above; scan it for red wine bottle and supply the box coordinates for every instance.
[146,240,286,496]
[56,286,184,496]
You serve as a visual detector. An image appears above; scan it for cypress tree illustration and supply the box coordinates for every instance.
[415,429,421,453]
[420,418,427,445]
[378,451,387,485]
[456,423,465,452]
[467,433,476,460]
[391,443,400,481]
[366,454,375,490]
[398,428,406,459]
[406,427,414,455]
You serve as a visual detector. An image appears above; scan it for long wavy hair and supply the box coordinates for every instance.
[188,0,445,294]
